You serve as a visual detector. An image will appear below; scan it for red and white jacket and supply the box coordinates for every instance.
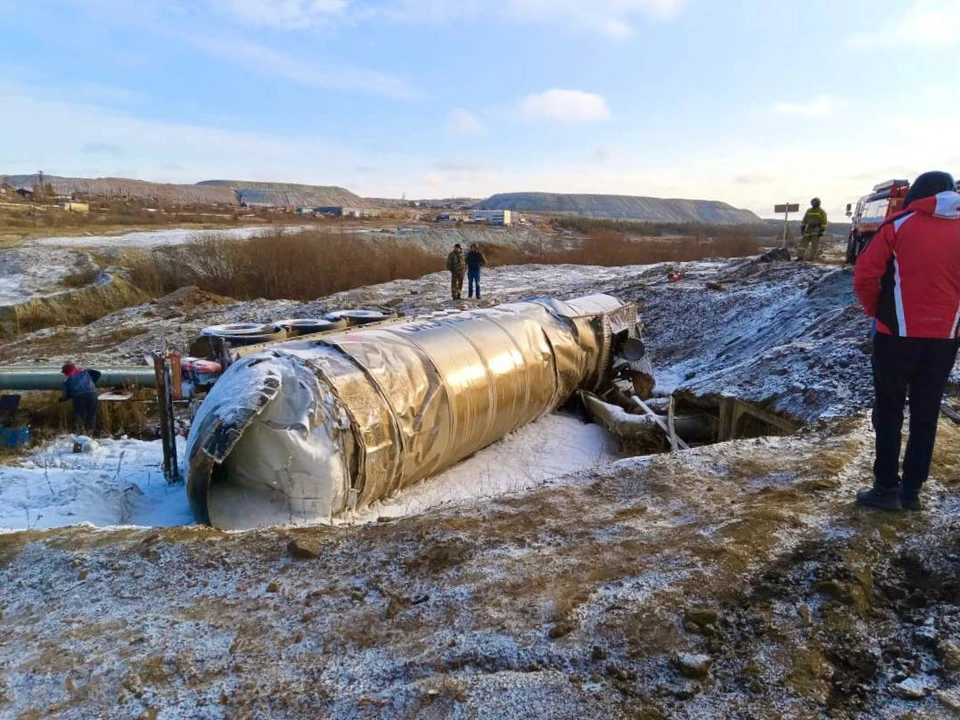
[854,190,960,339]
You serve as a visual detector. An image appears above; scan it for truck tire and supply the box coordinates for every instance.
[275,318,347,336]
[325,310,390,327]
[200,323,287,347]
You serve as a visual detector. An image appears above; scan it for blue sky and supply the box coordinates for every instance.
[1,0,958,217]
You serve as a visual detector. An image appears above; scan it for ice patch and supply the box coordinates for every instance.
[33,225,310,250]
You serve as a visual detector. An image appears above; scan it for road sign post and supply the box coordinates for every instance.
[774,203,800,247]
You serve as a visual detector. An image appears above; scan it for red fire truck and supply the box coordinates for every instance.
[845,179,910,264]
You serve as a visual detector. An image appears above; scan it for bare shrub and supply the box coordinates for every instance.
[127,227,761,303]
[60,268,101,289]
[19,389,151,439]
[552,215,774,239]
[485,230,761,268]
[129,229,444,301]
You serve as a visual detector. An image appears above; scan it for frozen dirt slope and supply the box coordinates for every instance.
[2,258,960,718]
[2,421,959,718]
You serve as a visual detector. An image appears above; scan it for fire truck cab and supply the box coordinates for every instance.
[845,179,910,264]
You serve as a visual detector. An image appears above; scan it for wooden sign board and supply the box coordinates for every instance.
[774,203,800,214]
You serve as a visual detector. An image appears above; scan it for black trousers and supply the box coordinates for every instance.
[872,334,960,491]
[72,393,98,433]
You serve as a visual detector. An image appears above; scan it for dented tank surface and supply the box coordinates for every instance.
[186,294,637,529]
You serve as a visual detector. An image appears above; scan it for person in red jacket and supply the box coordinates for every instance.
[853,171,960,510]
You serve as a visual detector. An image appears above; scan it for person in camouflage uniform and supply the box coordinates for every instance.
[446,244,466,300]
[797,197,828,261]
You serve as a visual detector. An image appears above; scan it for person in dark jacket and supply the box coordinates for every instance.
[465,243,487,299]
[446,244,466,300]
[60,362,101,432]
[853,171,960,511]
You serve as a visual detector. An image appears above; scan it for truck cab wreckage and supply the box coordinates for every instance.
[185,294,650,529]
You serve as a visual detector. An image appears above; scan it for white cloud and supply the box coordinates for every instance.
[519,89,611,124]
[774,95,835,119]
[387,0,686,37]
[0,78,424,194]
[424,162,502,193]
[848,0,960,49]
[210,0,349,29]
[187,34,418,99]
[445,109,486,136]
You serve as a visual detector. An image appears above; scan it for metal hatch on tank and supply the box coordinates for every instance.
[185,293,643,529]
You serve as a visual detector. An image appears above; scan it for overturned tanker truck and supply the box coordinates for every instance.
[186,294,646,530]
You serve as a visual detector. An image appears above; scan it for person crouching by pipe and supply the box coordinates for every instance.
[60,362,102,434]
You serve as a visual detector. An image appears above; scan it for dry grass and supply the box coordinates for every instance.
[128,229,444,302]
[487,229,761,268]
[18,390,153,440]
[0,276,147,339]
[552,215,774,240]
[59,268,101,289]
[125,226,761,303]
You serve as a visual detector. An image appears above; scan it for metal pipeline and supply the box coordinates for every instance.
[0,366,158,391]
[186,294,638,529]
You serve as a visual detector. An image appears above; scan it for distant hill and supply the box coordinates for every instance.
[1,174,236,205]
[1,174,370,208]
[478,192,760,224]
[197,180,372,209]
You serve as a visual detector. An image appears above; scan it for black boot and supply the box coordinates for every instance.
[855,486,902,511]
[900,488,922,512]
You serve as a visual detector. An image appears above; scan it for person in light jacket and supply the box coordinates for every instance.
[60,362,101,432]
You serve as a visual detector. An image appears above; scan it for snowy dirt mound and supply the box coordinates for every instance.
[639,261,873,423]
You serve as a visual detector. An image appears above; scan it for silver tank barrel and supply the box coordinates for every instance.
[186,294,636,529]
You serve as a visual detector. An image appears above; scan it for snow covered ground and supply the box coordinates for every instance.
[32,225,309,249]
[4,257,960,717]
[0,247,99,306]
[0,413,619,533]
[0,436,191,533]
[351,412,620,523]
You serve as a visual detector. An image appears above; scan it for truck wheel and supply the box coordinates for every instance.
[200,323,287,346]
[275,318,347,336]
[325,310,390,327]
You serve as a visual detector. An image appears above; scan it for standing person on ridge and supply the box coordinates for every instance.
[466,242,487,300]
[797,197,828,261]
[446,244,466,300]
[60,362,102,433]
[853,171,960,511]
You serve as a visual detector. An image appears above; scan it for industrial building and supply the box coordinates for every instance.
[58,202,90,214]
[315,206,382,219]
[472,209,514,226]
